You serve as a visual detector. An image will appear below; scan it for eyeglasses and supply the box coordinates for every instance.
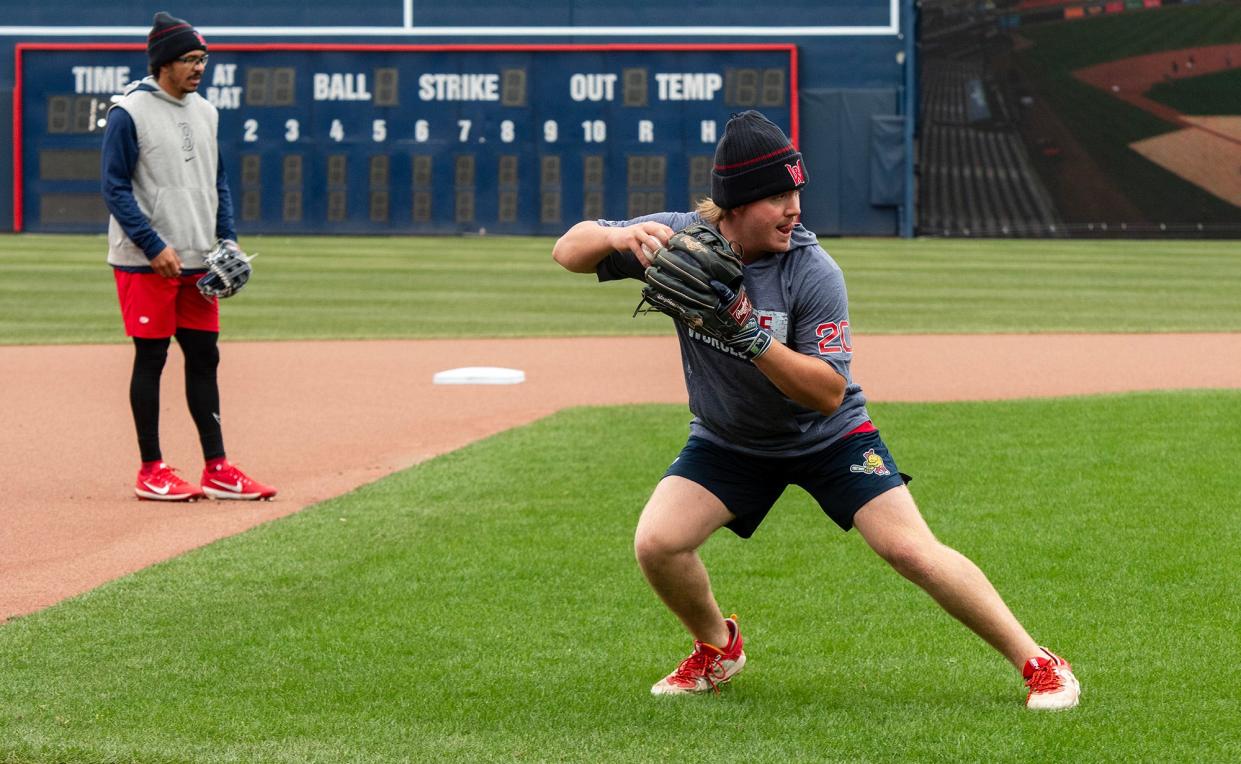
[175,54,209,66]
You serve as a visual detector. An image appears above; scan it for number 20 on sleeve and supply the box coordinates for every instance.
[816,321,852,354]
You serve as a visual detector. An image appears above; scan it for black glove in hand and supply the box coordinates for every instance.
[637,223,772,360]
[709,280,773,360]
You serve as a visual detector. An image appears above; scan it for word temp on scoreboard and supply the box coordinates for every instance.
[16,44,797,235]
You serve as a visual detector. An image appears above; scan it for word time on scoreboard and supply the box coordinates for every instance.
[16,44,797,235]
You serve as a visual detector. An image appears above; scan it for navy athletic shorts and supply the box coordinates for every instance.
[664,426,912,539]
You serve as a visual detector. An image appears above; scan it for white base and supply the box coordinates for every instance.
[432,366,526,385]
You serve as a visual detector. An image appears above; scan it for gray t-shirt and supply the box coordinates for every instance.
[596,211,871,456]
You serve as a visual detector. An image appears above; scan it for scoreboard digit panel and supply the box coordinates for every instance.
[16,44,797,234]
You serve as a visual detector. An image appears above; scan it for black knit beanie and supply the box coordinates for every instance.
[711,110,808,209]
[148,12,207,73]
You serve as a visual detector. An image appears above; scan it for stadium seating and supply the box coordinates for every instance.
[918,60,1064,236]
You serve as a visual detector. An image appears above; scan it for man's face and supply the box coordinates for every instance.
[725,190,802,258]
[161,50,207,98]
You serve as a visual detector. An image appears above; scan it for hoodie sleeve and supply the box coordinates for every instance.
[215,146,236,242]
[100,107,165,259]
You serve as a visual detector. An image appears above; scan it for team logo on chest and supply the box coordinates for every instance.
[179,121,196,162]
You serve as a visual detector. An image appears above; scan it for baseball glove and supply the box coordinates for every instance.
[197,239,254,299]
[637,224,773,358]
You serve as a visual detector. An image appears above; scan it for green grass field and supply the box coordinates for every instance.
[3,233,1241,344]
[1018,1,1241,71]
[1014,1,1241,225]
[1147,67,1241,114]
[1,234,1239,761]
[1,395,1239,762]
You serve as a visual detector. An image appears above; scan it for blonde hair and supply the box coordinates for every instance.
[694,197,729,225]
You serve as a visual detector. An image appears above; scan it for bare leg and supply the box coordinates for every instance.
[633,476,735,647]
[852,486,1040,669]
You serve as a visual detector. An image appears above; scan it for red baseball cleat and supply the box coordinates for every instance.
[201,459,277,501]
[651,615,746,695]
[135,462,205,502]
[1024,647,1081,710]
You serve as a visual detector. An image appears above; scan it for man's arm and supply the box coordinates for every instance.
[754,249,853,416]
[552,220,674,273]
[101,108,164,259]
[215,146,237,243]
[101,107,182,277]
[698,254,849,416]
[753,343,847,416]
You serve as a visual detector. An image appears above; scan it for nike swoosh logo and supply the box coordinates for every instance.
[143,481,172,495]
[210,478,244,492]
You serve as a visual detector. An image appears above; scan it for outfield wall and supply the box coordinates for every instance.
[0,1,918,237]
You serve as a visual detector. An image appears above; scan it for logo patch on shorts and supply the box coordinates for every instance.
[849,448,891,476]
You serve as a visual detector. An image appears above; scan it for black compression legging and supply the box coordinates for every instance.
[129,329,226,463]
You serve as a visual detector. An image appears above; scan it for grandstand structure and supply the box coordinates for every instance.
[917,15,1063,237]
[918,0,1241,237]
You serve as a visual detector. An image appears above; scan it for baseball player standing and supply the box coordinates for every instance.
[551,110,1079,709]
[101,12,275,502]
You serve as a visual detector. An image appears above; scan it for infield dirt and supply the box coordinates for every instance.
[1073,43,1241,208]
[3,334,1240,622]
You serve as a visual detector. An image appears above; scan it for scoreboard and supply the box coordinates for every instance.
[14,44,798,235]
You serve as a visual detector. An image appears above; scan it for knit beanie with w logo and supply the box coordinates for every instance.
[710,110,808,209]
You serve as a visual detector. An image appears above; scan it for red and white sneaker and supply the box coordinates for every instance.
[135,462,205,502]
[1024,647,1081,710]
[651,616,746,695]
[201,459,277,501]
